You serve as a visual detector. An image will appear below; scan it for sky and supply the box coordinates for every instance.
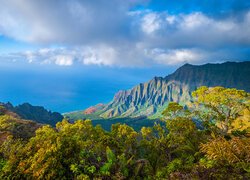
[0,0,250,112]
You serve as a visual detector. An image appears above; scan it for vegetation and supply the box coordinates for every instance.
[2,102,63,126]
[0,86,249,179]
[0,106,41,142]
[91,117,162,131]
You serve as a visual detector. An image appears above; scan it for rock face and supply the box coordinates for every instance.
[84,104,105,114]
[100,78,191,118]
[98,61,250,118]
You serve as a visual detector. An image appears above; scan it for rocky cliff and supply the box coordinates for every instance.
[100,61,250,118]
[66,61,250,119]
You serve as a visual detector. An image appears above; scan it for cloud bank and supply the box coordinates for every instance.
[0,0,250,66]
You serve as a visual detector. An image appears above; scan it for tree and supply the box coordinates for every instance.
[1,86,249,179]
[162,102,190,120]
[0,137,25,179]
[160,102,204,178]
[139,124,169,177]
[162,102,201,155]
[200,137,250,165]
[192,86,250,135]
[199,136,250,179]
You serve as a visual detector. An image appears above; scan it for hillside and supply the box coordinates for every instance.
[0,105,42,143]
[1,102,63,126]
[66,61,250,120]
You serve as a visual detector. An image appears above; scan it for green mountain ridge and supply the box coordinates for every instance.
[66,61,250,120]
[1,102,63,126]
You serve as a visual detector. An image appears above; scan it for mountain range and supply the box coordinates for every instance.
[66,61,250,120]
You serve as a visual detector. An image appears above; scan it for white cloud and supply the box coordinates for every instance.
[141,13,161,34]
[132,10,250,48]
[54,55,74,66]
[165,15,176,24]
[4,45,119,66]
[145,48,204,65]
[82,46,117,66]
[24,51,35,63]
[38,48,53,55]
[0,1,250,67]
[0,0,146,44]
[3,45,246,67]
[180,12,212,29]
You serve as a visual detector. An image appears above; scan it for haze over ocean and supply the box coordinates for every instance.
[0,64,175,113]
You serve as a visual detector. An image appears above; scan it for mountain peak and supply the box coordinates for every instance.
[166,61,250,89]
[68,61,250,119]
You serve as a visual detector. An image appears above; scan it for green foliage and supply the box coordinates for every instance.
[0,115,40,141]
[162,102,191,121]
[200,137,250,165]
[192,86,250,135]
[100,147,116,176]
[0,86,249,179]
[0,106,6,115]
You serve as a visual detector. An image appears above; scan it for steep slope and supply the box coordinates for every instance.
[67,61,250,119]
[100,61,250,118]
[1,102,64,126]
[0,105,42,143]
[166,62,250,90]
[100,78,191,118]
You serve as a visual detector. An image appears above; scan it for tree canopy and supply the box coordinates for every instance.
[0,86,249,179]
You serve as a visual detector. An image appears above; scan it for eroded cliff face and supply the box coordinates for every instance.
[98,62,250,118]
[100,78,192,118]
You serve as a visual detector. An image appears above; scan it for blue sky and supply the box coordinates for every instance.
[0,0,249,112]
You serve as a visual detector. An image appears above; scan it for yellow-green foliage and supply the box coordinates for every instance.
[192,86,250,135]
[0,114,40,142]
[200,137,250,164]
[232,109,250,132]
[0,86,250,179]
